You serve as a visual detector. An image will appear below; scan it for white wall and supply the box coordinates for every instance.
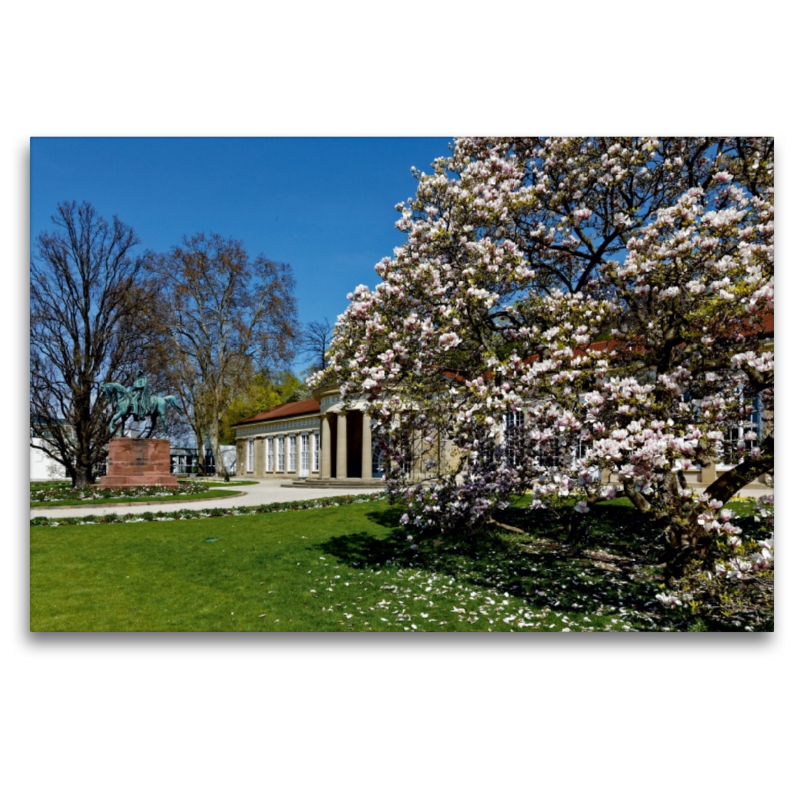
[220,445,237,473]
[30,440,67,480]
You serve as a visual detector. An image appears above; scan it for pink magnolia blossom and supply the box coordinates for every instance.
[310,137,774,577]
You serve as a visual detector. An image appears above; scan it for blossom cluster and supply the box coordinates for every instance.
[310,138,774,571]
[656,494,773,628]
[714,494,774,581]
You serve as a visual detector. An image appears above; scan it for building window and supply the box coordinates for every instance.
[504,410,525,466]
[575,436,591,461]
[718,391,765,466]
[277,436,285,471]
[247,439,254,472]
[266,437,274,472]
[172,453,197,474]
[288,434,297,472]
[372,439,384,476]
[396,430,413,477]
[313,432,320,472]
[536,440,564,469]
[724,408,762,463]
[301,433,309,472]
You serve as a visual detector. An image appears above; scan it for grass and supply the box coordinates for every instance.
[30,480,71,490]
[30,495,748,632]
[180,480,259,487]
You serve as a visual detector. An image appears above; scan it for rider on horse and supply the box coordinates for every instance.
[102,372,181,437]
[131,370,151,418]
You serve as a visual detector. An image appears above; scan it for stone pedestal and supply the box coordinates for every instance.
[99,438,178,488]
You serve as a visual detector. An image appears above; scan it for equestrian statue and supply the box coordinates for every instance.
[101,371,182,437]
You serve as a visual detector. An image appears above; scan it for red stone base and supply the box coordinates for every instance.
[99,438,178,488]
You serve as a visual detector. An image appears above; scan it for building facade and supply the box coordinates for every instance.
[233,390,383,484]
[170,445,237,476]
[234,380,772,491]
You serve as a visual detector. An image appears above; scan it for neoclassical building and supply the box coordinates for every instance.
[234,384,772,491]
[232,387,385,486]
[235,313,773,490]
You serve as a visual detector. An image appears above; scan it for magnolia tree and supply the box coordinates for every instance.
[310,138,773,578]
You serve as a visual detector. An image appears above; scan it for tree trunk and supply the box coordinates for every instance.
[209,417,230,482]
[662,435,773,580]
[193,427,207,477]
[74,416,93,487]
[662,519,714,581]
[565,511,578,544]
[74,455,94,487]
[704,434,773,505]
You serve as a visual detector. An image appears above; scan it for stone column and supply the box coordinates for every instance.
[336,412,347,479]
[255,438,264,477]
[362,412,372,479]
[700,462,717,486]
[321,416,331,478]
[237,440,246,476]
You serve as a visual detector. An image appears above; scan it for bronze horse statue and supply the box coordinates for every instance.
[101,382,182,437]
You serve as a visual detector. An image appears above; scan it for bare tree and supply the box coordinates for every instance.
[299,318,334,373]
[145,233,298,480]
[30,201,149,486]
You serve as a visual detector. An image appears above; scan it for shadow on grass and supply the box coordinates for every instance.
[501,501,665,557]
[317,502,671,624]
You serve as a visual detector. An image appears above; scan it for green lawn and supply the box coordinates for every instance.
[30,480,70,491]
[181,480,259,488]
[32,495,751,632]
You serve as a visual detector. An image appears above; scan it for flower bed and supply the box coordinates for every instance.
[31,481,211,504]
[30,492,386,526]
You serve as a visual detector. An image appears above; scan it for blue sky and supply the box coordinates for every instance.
[31,137,453,372]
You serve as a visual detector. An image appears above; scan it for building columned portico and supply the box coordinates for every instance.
[232,388,384,487]
[234,383,772,492]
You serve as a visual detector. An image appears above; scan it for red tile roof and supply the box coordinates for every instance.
[233,398,321,426]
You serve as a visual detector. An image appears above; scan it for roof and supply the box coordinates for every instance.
[233,398,321,427]
[753,312,774,335]
[439,311,774,383]
[234,317,773,415]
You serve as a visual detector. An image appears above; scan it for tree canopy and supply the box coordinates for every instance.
[144,233,298,478]
[219,370,305,445]
[311,137,774,579]
[30,201,150,486]
[299,318,334,373]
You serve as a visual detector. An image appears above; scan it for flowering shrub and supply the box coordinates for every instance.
[311,137,774,577]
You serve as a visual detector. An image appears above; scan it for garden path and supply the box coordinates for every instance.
[28,479,772,521]
[29,477,384,520]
